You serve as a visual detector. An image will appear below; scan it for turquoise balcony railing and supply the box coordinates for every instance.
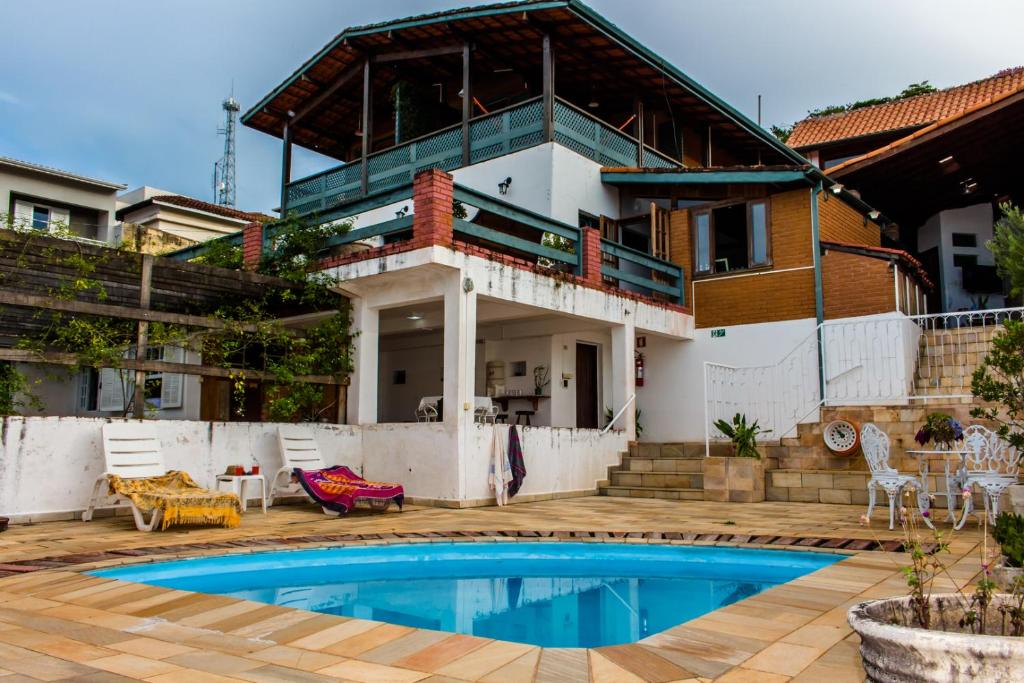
[600,239,685,304]
[284,96,679,219]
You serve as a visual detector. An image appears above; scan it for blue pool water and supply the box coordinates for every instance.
[93,542,840,648]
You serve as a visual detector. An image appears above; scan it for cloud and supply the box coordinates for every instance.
[0,91,21,106]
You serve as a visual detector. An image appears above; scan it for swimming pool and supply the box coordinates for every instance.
[93,542,841,648]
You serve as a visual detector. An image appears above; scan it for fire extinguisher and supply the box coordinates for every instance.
[635,352,645,387]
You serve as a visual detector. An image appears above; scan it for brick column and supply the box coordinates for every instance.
[412,169,454,248]
[241,222,264,271]
[581,226,603,285]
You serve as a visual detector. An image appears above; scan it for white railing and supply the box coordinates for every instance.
[820,307,1024,404]
[704,329,820,453]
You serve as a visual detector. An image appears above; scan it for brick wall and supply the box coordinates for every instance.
[818,194,880,246]
[668,188,816,328]
[241,222,264,271]
[412,168,454,248]
[822,250,895,319]
[580,227,602,285]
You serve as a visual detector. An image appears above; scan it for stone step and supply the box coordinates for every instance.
[598,485,705,501]
[630,442,721,458]
[619,456,704,473]
[609,471,704,489]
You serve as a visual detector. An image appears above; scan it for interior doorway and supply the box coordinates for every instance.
[575,343,599,428]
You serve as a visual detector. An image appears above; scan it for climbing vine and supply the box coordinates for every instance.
[0,212,355,422]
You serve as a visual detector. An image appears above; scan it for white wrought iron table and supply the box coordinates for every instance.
[905,448,971,529]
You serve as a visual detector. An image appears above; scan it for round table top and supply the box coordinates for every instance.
[905,448,969,456]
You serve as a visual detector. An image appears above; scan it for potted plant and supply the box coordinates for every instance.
[914,412,964,450]
[971,320,1024,514]
[705,414,766,503]
[533,365,550,396]
[993,512,1024,591]
[849,506,1024,681]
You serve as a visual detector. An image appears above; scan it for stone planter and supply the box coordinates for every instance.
[993,556,1024,591]
[848,595,1024,682]
[703,455,764,503]
[1008,484,1024,516]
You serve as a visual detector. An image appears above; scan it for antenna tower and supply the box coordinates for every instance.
[213,94,240,206]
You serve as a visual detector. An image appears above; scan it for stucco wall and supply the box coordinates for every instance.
[638,317,818,443]
[463,424,627,503]
[1,167,119,241]
[0,417,362,521]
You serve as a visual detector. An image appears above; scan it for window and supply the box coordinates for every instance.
[692,199,770,274]
[953,254,978,269]
[32,206,50,230]
[952,233,977,248]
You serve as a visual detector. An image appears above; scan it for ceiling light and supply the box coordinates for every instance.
[939,155,954,165]
[830,183,844,195]
[868,210,880,220]
[407,314,423,321]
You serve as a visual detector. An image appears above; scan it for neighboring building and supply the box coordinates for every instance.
[0,155,125,242]
[790,68,1024,311]
[116,188,274,254]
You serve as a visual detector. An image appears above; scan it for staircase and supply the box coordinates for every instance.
[598,443,716,500]
[913,325,998,398]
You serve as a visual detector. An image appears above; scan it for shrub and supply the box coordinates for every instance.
[994,513,1024,569]
[713,413,763,459]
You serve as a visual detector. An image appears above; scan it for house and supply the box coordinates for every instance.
[164,0,942,507]
[789,68,1024,312]
[115,187,274,254]
[1,155,125,243]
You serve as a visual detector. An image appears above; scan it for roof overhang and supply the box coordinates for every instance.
[242,0,806,166]
[0,156,126,192]
[601,166,810,185]
[827,87,1024,229]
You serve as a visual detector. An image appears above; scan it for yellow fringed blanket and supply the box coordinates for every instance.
[107,471,242,530]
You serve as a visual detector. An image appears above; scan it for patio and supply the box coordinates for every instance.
[0,497,986,682]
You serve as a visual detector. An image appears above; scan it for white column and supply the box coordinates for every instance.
[347,298,379,425]
[442,272,477,427]
[610,319,636,438]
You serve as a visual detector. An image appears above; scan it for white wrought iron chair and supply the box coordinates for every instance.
[415,396,441,422]
[861,423,924,529]
[961,425,1019,526]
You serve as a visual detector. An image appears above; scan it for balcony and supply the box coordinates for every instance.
[283,96,677,219]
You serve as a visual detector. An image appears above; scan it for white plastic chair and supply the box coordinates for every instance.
[270,425,330,509]
[861,423,923,529]
[962,425,1019,525]
[83,423,168,531]
[415,396,441,422]
[474,397,499,423]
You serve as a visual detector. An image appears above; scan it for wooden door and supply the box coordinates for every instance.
[575,343,599,429]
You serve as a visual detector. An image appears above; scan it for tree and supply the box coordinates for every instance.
[989,203,1024,298]
[971,320,1024,456]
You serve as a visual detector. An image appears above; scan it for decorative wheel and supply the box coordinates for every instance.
[823,419,860,454]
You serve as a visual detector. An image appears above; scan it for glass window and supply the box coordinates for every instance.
[750,201,768,266]
[695,212,711,273]
[32,206,49,230]
[952,233,977,248]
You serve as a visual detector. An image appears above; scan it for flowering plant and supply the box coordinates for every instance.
[914,412,964,448]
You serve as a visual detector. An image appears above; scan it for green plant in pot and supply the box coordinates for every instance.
[713,413,762,458]
[993,512,1024,590]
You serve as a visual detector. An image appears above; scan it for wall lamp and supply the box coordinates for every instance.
[498,177,512,195]
[868,210,880,220]
[830,183,844,195]
[395,205,409,218]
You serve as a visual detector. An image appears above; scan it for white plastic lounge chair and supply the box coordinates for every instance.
[82,423,168,531]
[270,425,330,510]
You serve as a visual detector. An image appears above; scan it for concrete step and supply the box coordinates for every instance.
[620,456,704,473]
[598,485,705,501]
[609,471,704,489]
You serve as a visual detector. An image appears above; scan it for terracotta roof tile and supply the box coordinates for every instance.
[788,67,1024,149]
[149,195,274,223]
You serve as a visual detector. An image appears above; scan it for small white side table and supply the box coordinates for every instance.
[216,473,267,514]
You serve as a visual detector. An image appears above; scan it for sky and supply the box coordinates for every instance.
[1,0,1021,213]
